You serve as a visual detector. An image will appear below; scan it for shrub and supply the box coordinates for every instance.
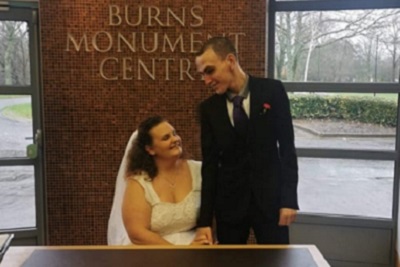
[289,94,397,127]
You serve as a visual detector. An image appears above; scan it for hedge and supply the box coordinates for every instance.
[289,94,397,127]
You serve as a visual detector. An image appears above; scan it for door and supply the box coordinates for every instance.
[0,2,45,245]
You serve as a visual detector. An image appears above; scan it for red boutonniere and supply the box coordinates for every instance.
[261,102,271,114]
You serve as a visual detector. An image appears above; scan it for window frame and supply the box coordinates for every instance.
[0,1,46,245]
[267,0,400,225]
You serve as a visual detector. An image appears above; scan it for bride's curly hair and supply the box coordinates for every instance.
[125,115,166,180]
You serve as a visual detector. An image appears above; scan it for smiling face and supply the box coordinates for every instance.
[145,121,182,159]
[195,48,235,95]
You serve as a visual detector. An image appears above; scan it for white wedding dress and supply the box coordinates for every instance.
[107,131,202,245]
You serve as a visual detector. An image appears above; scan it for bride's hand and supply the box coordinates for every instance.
[192,227,213,245]
[191,228,213,245]
[190,235,211,245]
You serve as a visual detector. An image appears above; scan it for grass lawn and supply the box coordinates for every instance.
[2,103,32,120]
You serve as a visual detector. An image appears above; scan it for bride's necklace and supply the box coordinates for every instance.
[161,161,183,189]
[164,176,176,188]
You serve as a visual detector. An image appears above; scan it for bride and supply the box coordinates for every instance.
[108,116,208,245]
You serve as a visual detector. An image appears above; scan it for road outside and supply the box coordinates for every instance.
[0,97,395,229]
[294,120,394,218]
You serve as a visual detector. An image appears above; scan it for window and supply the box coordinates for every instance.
[0,21,31,86]
[275,10,400,83]
[298,158,394,218]
[268,0,400,220]
[0,3,45,245]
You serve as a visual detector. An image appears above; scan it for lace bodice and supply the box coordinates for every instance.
[134,160,201,243]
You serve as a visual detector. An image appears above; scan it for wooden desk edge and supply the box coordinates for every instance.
[1,244,330,267]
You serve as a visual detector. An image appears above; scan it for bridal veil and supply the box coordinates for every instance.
[107,131,137,245]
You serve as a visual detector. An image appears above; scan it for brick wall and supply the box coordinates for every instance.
[40,0,265,245]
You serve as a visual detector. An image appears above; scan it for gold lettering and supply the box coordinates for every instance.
[122,57,133,80]
[159,58,175,80]
[66,33,90,52]
[138,59,155,80]
[92,31,113,53]
[117,33,136,52]
[190,5,203,27]
[229,33,246,54]
[141,32,159,53]
[206,33,213,39]
[166,7,185,27]
[148,6,164,26]
[126,5,143,26]
[100,57,118,80]
[180,58,194,80]
[162,34,184,52]
[109,5,122,26]
[190,32,203,53]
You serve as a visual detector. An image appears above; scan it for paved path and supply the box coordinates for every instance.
[294,125,395,150]
[0,97,32,157]
[294,125,394,218]
[0,97,35,229]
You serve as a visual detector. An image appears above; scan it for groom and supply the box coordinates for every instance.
[195,37,299,244]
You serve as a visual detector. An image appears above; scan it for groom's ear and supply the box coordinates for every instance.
[226,53,236,68]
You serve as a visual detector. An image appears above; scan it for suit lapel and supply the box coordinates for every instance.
[215,94,234,131]
[249,77,265,121]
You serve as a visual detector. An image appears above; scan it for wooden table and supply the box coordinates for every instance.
[0,245,330,267]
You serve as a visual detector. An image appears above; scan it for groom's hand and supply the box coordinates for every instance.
[278,208,297,226]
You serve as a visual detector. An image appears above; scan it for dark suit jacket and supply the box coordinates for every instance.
[198,76,299,227]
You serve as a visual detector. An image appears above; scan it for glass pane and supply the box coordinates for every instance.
[0,21,30,86]
[275,9,400,83]
[291,92,397,150]
[0,95,32,158]
[298,158,393,218]
[0,166,36,229]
